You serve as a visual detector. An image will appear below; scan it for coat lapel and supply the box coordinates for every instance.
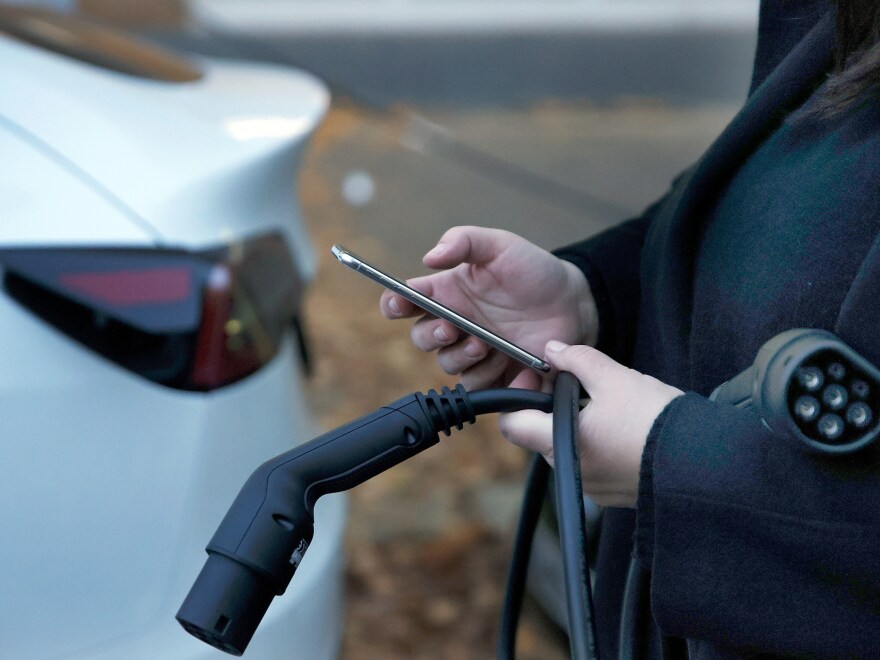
[647,10,836,383]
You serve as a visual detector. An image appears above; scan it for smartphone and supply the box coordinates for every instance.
[332,244,552,373]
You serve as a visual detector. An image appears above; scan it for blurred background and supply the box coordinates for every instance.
[1,1,757,658]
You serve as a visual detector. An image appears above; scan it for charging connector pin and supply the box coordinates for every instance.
[818,414,845,441]
[794,395,821,423]
[797,366,825,392]
[847,402,873,429]
[822,384,849,411]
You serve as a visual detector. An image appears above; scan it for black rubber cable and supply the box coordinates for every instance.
[490,378,600,660]
[468,388,554,416]
[457,388,556,660]
[552,372,599,660]
[496,454,550,660]
[619,557,650,660]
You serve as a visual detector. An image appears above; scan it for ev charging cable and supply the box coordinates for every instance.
[497,372,599,660]
[551,372,599,659]
[177,327,880,658]
[177,376,600,659]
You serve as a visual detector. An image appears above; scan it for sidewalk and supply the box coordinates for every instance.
[302,102,737,275]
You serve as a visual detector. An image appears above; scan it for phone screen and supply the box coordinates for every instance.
[332,244,551,373]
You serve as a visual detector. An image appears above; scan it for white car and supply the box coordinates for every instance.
[0,7,345,659]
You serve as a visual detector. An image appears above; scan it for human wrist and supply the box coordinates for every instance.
[561,259,599,347]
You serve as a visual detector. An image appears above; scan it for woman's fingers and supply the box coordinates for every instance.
[543,340,621,395]
[423,226,512,269]
[498,409,553,461]
[410,316,461,351]
[378,271,443,319]
[381,227,502,318]
[458,348,511,390]
[379,226,539,386]
[508,367,545,392]
[436,336,490,374]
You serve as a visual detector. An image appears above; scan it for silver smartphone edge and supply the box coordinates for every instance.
[331,244,552,373]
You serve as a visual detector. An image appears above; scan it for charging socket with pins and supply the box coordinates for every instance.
[711,329,880,455]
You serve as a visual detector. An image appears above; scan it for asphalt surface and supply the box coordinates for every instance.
[304,101,737,276]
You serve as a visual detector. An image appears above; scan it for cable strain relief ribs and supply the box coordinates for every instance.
[418,384,477,436]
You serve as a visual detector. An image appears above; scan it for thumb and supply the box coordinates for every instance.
[498,409,553,461]
[423,226,507,269]
[544,340,623,395]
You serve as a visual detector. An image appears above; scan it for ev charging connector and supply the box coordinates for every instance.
[176,385,572,656]
[176,385,479,654]
[711,328,880,455]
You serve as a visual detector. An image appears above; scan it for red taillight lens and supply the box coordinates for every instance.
[0,232,304,390]
[191,234,301,389]
[59,268,193,306]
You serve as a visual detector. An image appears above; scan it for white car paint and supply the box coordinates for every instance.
[0,35,328,275]
[0,31,345,660]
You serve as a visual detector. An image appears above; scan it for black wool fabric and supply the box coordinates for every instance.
[690,91,880,395]
[748,0,830,94]
[555,1,880,658]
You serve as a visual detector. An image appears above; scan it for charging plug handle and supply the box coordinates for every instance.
[176,385,551,656]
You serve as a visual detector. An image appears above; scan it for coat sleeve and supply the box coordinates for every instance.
[553,211,654,365]
[552,167,694,365]
[637,393,880,657]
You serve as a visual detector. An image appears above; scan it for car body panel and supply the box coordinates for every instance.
[0,294,345,658]
[0,35,328,276]
[0,120,155,246]
[0,26,344,660]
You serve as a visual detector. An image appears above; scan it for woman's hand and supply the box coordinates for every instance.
[379,226,598,390]
[499,341,684,507]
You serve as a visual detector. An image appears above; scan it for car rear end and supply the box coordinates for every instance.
[0,9,345,659]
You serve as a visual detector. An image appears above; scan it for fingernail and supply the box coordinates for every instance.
[434,326,448,343]
[546,340,568,353]
[426,243,447,258]
[464,341,482,358]
[388,298,400,314]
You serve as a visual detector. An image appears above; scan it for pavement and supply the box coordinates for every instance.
[303,101,737,276]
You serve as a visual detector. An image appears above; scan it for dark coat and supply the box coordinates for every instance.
[556,2,880,657]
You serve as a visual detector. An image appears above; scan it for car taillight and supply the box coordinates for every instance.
[0,232,304,391]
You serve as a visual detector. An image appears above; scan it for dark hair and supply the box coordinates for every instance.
[814,0,880,116]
